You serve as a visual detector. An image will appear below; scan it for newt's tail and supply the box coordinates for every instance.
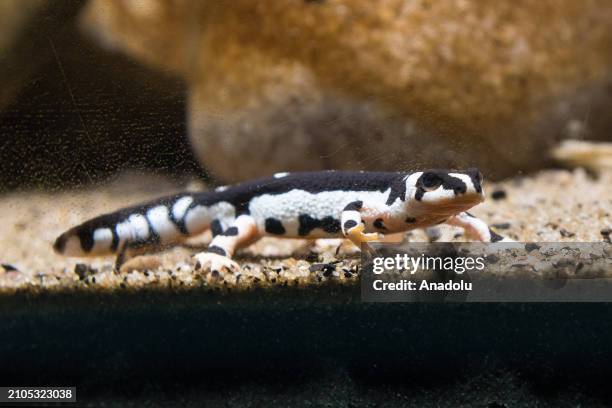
[53,192,213,257]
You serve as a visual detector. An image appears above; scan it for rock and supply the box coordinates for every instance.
[0,1,83,110]
[524,243,540,253]
[492,223,512,230]
[425,227,442,242]
[74,263,96,281]
[553,140,612,171]
[601,227,611,243]
[0,0,46,110]
[1,263,18,272]
[81,0,612,181]
[491,190,508,201]
[559,228,576,238]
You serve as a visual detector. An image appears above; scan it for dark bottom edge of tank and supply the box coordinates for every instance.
[2,285,612,407]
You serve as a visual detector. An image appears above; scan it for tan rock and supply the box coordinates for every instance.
[82,0,612,180]
[0,1,84,110]
[0,0,45,109]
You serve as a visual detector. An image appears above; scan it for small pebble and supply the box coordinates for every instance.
[485,254,500,264]
[74,263,95,281]
[491,189,507,200]
[524,243,540,252]
[1,263,18,272]
[492,223,511,230]
[309,263,336,277]
[425,227,441,242]
[601,227,611,243]
[309,263,325,272]
[305,252,319,262]
[559,228,575,238]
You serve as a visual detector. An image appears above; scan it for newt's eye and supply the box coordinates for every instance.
[420,172,443,191]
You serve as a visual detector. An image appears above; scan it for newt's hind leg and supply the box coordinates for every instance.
[194,215,260,274]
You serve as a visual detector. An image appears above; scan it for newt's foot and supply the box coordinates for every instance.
[194,252,241,275]
[346,224,381,247]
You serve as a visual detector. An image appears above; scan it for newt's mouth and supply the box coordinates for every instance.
[419,195,484,215]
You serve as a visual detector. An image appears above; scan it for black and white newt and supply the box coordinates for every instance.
[53,169,509,273]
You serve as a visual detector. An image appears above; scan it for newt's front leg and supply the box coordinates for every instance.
[194,214,260,274]
[341,201,382,248]
[446,212,512,242]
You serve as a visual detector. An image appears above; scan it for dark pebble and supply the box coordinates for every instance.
[524,243,540,252]
[602,228,611,243]
[305,252,319,262]
[485,254,500,264]
[309,264,324,272]
[344,271,353,278]
[1,263,18,272]
[310,263,336,277]
[322,267,335,277]
[492,223,511,230]
[74,263,93,281]
[425,227,441,242]
[559,228,575,238]
[491,189,507,200]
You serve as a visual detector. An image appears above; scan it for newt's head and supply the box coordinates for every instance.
[404,168,485,214]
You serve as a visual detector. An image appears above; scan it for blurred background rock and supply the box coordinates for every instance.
[1,0,611,190]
